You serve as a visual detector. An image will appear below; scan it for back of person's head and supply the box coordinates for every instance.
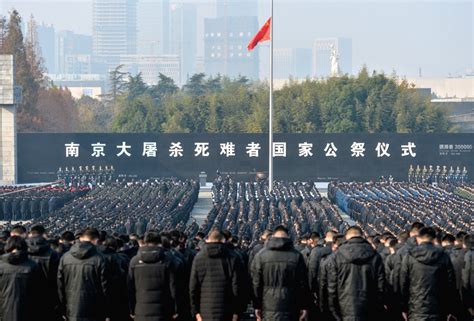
[80,227,100,243]
[332,235,345,251]
[273,225,289,238]
[10,225,27,238]
[388,238,398,248]
[325,230,337,241]
[455,231,467,245]
[60,231,75,243]
[144,232,161,246]
[261,229,272,241]
[29,225,46,237]
[441,234,455,246]
[310,232,320,244]
[104,236,118,250]
[0,230,10,242]
[409,222,424,237]
[417,227,436,243]
[207,228,225,243]
[5,236,27,253]
[196,232,205,240]
[463,234,472,249]
[397,231,409,244]
[222,229,232,242]
[345,226,363,240]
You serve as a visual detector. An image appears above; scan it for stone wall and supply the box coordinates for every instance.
[0,55,17,184]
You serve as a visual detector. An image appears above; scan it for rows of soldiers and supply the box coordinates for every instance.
[408,164,469,184]
[0,186,88,222]
[202,177,348,243]
[57,165,116,187]
[328,181,473,235]
[0,219,472,321]
[27,179,199,236]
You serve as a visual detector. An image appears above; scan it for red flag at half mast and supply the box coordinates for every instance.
[247,17,271,51]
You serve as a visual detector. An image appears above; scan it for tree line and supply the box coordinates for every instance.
[1,9,454,134]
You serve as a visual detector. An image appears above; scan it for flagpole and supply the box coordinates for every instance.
[268,0,274,193]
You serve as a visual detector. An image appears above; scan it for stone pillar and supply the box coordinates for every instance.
[0,55,19,185]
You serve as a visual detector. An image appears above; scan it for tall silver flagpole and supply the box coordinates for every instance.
[268,0,274,192]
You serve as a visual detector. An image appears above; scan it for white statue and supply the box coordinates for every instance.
[330,44,340,77]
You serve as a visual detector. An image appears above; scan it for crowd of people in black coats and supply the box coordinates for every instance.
[0,219,472,321]
[201,177,348,243]
[0,185,88,221]
[21,179,199,236]
[328,181,473,235]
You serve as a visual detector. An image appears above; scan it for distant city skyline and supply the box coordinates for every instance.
[1,0,472,78]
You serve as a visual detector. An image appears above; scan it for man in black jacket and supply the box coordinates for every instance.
[27,225,61,321]
[0,236,43,321]
[57,227,110,321]
[251,225,310,321]
[327,226,385,321]
[462,234,473,318]
[190,228,244,321]
[400,227,457,321]
[128,231,181,321]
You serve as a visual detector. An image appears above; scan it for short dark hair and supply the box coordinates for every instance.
[5,236,27,253]
[310,232,321,242]
[345,226,363,238]
[463,234,472,248]
[410,222,424,233]
[11,225,27,235]
[144,232,161,245]
[60,231,75,242]
[82,228,100,240]
[274,225,289,234]
[456,231,467,243]
[418,227,436,240]
[104,237,118,250]
[441,234,455,244]
[222,229,232,241]
[208,228,225,242]
[0,230,10,241]
[388,238,398,248]
[334,235,345,247]
[30,225,46,236]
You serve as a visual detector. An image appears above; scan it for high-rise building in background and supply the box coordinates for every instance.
[170,2,197,85]
[36,23,56,74]
[216,0,258,18]
[56,31,93,74]
[204,0,259,80]
[92,0,137,69]
[312,37,352,78]
[119,55,180,85]
[204,16,259,80]
[274,48,312,79]
[137,0,170,55]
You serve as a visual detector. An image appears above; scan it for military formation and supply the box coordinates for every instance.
[57,165,116,187]
[329,181,473,235]
[408,164,468,184]
[0,186,88,222]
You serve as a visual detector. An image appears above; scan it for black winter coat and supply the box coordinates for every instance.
[461,250,474,311]
[27,236,61,320]
[327,237,385,321]
[190,242,244,321]
[251,237,310,321]
[0,251,42,321]
[58,241,109,321]
[308,243,332,293]
[128,246,180,321]
[400,242,456,321]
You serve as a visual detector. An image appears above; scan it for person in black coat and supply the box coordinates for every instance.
[461,235,473,319]
[400,227,457,321]
[128,231,180,321]
[190,228,244,321]
[57,227,110,321]
[327,226,386,321]
[100,236,131,321]
[26,225,61,321]
[248,229,272,267]
[0,236,43,321]
[251,225,310,321]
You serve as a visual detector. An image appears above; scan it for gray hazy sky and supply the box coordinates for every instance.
[1,0,472,77]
